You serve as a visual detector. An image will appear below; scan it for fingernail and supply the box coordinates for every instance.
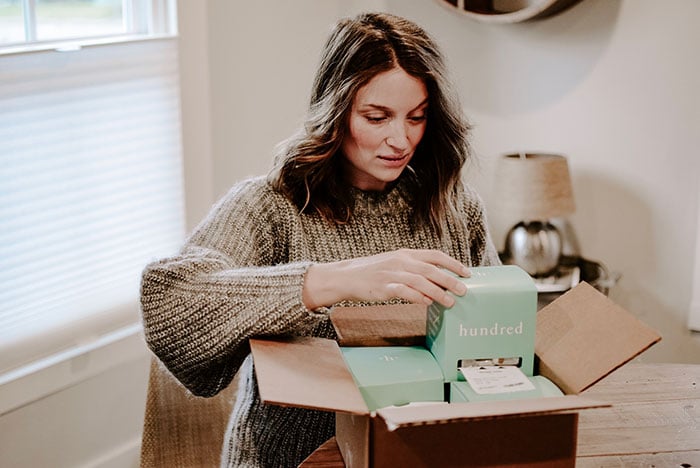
[462,266,471,277]
[456,283,467,296]
[444,294,455,308]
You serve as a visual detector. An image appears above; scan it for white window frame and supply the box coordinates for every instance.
[0,0,180,415]
[1,0,177,56]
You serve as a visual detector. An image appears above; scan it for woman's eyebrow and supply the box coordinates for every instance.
[358,103,391,112]
[359,98,429,113]
[411,98,429,112]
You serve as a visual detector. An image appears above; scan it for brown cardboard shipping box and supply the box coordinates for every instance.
[250,282,660,467]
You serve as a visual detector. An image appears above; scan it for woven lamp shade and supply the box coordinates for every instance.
[494,153,575,221]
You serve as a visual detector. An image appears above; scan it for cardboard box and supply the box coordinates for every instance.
[449,375,563,403]
[340,346,444,411]
[427,265,537,381]
[250,282,661,467]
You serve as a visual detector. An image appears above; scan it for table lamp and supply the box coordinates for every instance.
[494,153,575,277]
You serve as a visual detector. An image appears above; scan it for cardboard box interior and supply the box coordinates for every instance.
[250,281,661,467]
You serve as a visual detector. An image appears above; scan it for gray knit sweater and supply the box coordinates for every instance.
[140,175,500,468]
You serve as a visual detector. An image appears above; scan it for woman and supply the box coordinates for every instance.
[141,12,499,468]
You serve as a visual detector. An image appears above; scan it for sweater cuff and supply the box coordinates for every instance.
[296,261,332,317]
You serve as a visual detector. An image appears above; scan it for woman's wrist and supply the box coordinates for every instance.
[302,261,346,310]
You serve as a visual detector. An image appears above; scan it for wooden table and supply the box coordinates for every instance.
[299,363,700,467]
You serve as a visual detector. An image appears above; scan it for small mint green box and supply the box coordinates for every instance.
[426,265,537,382]
[449,376,564,403]
[340,346,445,412]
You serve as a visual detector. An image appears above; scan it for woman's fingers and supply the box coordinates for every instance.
[389,249,469,299]
[407,249,471,279]
[391,268,459,307]
[385,282,434,306]
[421,261,468,298]
[302,249,471,309]
[352,249,469,306]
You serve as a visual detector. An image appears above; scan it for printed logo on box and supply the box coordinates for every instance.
[458,321,525,337]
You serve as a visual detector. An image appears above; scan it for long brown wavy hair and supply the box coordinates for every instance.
[270,12,471,237]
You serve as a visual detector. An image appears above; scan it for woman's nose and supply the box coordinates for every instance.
[385,121,409,150]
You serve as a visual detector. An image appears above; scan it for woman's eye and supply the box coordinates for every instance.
[409,115,426,123]
[365,116,386,123]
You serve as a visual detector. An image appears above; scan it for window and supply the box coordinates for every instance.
[0,0,175,54]
[0,0,181,387]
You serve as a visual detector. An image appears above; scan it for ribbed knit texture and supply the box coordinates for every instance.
[140,174,500,468]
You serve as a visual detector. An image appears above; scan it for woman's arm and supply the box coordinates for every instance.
[140,179,325,397]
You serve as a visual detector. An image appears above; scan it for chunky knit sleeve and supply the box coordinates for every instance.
[140,178,325,397]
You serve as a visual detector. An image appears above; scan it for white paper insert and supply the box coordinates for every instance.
[459,366,536,394]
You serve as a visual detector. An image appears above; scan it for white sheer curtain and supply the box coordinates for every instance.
[0,38,185,378]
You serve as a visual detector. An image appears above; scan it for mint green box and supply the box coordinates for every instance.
[426,265,537,382]
[340,346,445,412]
[449,376,564,403]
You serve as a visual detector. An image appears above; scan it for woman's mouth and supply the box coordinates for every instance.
[378,153,409,168]
[378,153,408,161]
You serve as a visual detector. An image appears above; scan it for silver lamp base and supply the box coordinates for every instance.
[505,221,562,277]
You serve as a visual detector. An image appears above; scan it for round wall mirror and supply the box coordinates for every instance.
[435,0,583,24]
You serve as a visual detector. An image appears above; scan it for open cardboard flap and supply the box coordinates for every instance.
[252,281,660,429]
[375,395,609,431]
[250,336,368,414]
[535,282,661,394]
[330,304,427,347]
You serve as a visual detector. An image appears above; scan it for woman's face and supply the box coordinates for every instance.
[341,67,428,191]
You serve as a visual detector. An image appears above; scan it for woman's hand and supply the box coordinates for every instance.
[302,249,470,310]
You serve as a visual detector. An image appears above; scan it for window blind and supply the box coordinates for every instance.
[0,39,185,377]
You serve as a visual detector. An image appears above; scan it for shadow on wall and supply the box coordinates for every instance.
[572,170,656,277]
[573,170,700,364]
[389,0,622,115]
[614,283,700,365]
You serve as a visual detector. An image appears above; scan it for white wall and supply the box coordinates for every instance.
[204,2,348,195]
[0,332,150,467]
[181,0,700,363]
[393,0,700,363]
